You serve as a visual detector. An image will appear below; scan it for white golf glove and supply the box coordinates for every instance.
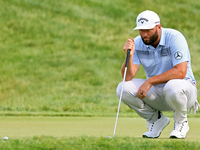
[189,101,200,114]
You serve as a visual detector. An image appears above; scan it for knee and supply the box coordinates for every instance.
[164,80,182,98]
[163,80,185,106]
[116,81,137,100]
[116,81,144,108]
[116,82,122,98]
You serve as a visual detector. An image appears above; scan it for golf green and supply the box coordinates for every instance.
[0,117,199,140]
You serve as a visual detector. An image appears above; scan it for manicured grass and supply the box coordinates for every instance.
[0,117,200,149]
[0,117,200,140]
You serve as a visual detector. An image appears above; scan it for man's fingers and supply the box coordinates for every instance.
[124,39,134,52]
[137,91,146,99]
[131,38,134,42]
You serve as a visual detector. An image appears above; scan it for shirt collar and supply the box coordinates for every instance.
[159,27,165,46]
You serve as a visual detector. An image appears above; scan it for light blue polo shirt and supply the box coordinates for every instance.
[133,27,196,85]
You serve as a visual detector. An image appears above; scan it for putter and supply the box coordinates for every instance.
[106,49,131,138]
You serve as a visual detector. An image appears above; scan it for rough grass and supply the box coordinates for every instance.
[0,136,200,150]
[0,0,200,116]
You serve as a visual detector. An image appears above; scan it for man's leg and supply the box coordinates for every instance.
[117,79,157,122]
[163,79,198,138]
[116,79,170,138]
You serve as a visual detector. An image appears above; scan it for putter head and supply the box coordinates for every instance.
[105,135,114,138]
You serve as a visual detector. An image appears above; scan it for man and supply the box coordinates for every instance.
[116,10,199,139]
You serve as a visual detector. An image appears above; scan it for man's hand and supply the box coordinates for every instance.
[137,80,152,99]
[136,62,188,99]
[123,38,135,57]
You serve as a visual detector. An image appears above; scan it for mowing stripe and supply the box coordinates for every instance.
[0,117,199,140]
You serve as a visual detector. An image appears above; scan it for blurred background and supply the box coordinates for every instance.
[0,0,199,117]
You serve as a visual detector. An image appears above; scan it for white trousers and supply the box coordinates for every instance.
[116,79,198,123]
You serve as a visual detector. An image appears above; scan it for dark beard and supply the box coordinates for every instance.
[141,29,158,45]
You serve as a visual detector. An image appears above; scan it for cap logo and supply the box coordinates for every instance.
[138,17,148,24]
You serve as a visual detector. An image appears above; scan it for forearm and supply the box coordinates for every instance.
[121,55,139,81]
[147,62,187,85]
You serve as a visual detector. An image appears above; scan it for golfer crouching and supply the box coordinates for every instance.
[116,10,199,139]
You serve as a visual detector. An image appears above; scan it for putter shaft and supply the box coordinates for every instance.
[106,49,131,138]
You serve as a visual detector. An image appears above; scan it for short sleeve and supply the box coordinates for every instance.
[170,34,189,66]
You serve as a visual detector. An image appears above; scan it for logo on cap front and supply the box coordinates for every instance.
[138,17,148,24]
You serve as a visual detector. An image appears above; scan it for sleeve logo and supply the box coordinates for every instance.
[174,51,183,60]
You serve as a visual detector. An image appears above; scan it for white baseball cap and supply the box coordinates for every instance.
[133,10,160,30]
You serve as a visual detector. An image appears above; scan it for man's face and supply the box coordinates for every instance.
[139,26,159,45]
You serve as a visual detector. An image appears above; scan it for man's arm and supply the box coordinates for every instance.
[121,58,140,81]
[138,61,187,99]
[147,61,187,85]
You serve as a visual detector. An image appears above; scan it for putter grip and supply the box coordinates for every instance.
[125,49,131,67]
